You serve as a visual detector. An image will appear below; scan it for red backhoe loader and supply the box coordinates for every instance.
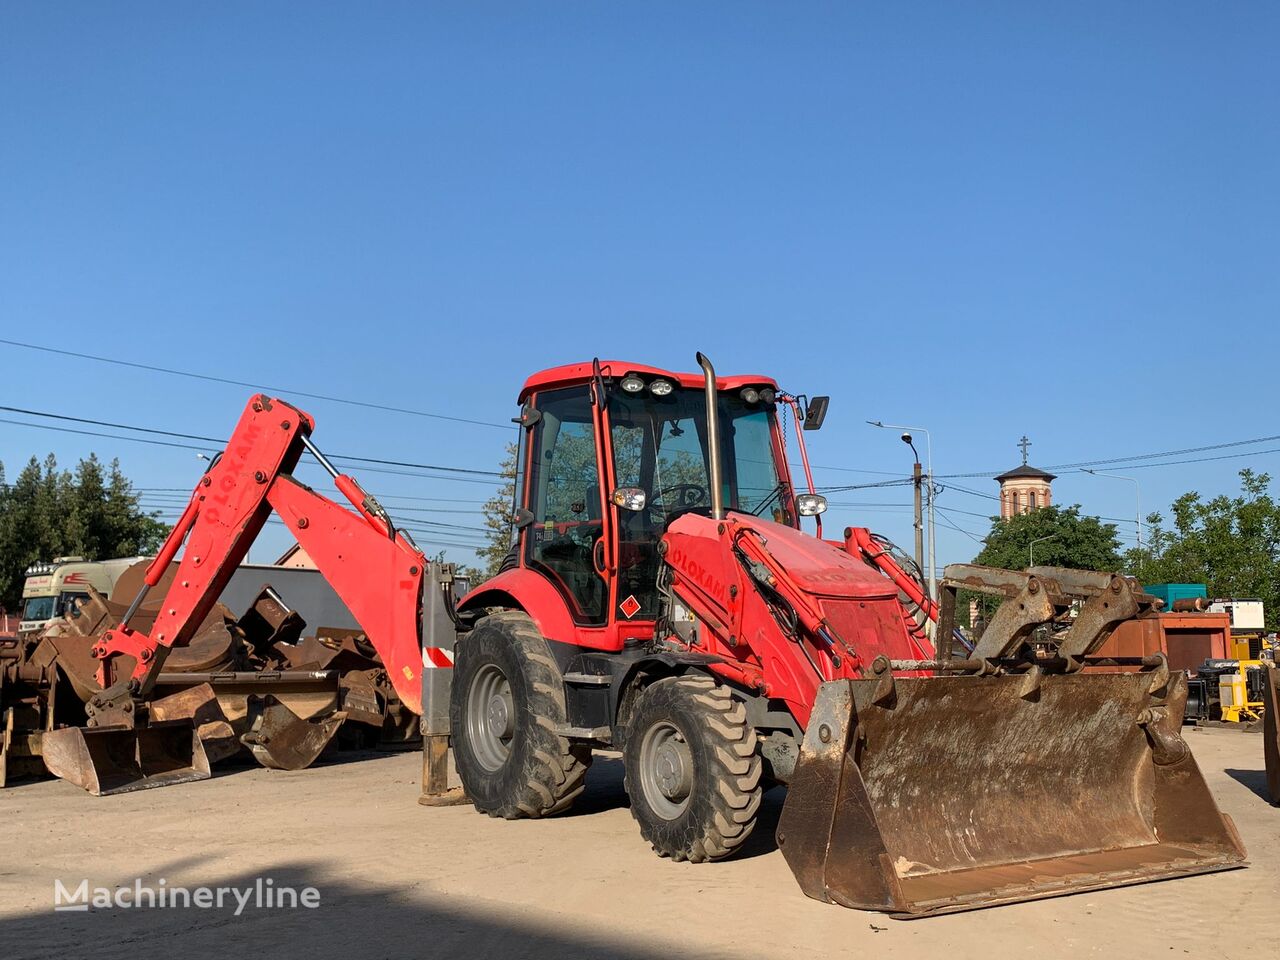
[44,354,1247,916]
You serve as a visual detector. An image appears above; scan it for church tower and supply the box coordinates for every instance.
[995,436,1055,518]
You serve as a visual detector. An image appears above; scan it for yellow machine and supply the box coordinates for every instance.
[1207,599,1271,723]
[1217,661,1265,723]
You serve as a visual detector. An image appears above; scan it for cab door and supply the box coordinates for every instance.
[520,385,611,626]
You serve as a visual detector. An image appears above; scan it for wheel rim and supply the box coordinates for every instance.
[466,663,515,772]
[638,719,693,820]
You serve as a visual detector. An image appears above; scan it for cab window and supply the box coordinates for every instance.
[22,596,55,621]
[523,387,607,624]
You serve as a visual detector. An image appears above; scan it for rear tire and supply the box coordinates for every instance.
[450,612,591,818]
[623,675,762,862]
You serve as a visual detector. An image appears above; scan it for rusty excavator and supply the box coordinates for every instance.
[35,354,1248,916]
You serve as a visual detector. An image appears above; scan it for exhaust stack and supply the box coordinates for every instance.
[695,352,725,521]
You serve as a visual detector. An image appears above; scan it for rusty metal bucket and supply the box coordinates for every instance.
[41,721,211,796]
[1262,661,1279,804]
[777,671,1247,917]
[240,697,345,771]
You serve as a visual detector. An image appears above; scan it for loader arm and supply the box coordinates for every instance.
[92,395,428,714]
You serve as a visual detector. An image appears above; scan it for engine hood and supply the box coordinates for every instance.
[667,512,899,601]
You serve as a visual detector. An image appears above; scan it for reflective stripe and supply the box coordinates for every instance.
[422,647,454,669]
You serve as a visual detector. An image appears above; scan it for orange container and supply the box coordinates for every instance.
[1094,613,1230,674]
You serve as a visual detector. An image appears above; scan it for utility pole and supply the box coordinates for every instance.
[911,460,924,574]
[868,421,935,624]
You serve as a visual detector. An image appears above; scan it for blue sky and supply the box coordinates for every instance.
[2,3,1277,570]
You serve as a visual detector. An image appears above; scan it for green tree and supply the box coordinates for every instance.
[469,442,519,585]
[1123,469,1280,628]
[0,453,169,610]
[973,504,1123,572]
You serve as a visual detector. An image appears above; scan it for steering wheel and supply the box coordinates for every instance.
[650,483,709,523]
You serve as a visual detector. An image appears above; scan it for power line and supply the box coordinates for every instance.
[135,502,490,538]
[0,338,512,429]
[136,486,491,505]
[938,433,1280,479]
[931,508,988,544]
[0,405,505,476]
[931,504,999,521]
[0,414,505,486]
[938,482,1001,502]
[140,507,487,552]
[0,417,211,452]
[802,462,905,477]
[1079,447,1280,471]
[1049,435,1280,471]
[137,492,485,517]
[819,477,916,494]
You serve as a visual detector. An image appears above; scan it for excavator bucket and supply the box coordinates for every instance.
[42,721,211,796]
[778,670,1246,917]
[1262,661,1279,804]
[240,697,345,771]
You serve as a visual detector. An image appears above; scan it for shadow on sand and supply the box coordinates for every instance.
[1224,767,1276,804]
[3,857,744,960]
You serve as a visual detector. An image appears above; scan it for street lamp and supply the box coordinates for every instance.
[1029,533,1057,566]
[1083,469,1142,548]
[868,420,935,606]
[895,433,925,576]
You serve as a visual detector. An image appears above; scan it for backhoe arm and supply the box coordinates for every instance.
[94,395,427,713]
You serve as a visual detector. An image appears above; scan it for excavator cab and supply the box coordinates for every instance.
[508,361,809,633]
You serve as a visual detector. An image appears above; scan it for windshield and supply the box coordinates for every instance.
[22,595,55,621]
[609,386,793,526]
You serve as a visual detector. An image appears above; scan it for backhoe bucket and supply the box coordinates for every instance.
[241,697,345,771]
[1262,662,1279,804]
[777,671,1246,917]
[42,721,211,796]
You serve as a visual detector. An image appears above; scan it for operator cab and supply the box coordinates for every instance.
[512,361,821,628]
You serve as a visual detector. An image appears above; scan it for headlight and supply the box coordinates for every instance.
[758,387,776,404]
[620,374,646,393]
[796,493,828,516]
[740,387,760,404]
[648,378,674,396]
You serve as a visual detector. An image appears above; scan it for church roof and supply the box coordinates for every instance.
[995,464,1057,482]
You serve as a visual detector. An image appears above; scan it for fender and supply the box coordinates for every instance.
[458,567,579,646]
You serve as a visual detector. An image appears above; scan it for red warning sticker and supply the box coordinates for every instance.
[619,595,641,619]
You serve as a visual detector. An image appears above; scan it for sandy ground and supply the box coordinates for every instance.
[1,726,1276,960]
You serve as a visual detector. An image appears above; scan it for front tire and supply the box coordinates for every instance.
[450,612,590,818]
[623,675,763,862]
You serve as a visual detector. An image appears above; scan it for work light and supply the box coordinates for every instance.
[796,494,828,516]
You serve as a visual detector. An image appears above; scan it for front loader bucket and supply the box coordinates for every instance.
[1262,662,1279,803]
[777,671,1246,917]
[42,721,211,796]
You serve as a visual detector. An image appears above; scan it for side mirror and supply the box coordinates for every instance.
[611,487,647,511]
[803,396,830,430]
